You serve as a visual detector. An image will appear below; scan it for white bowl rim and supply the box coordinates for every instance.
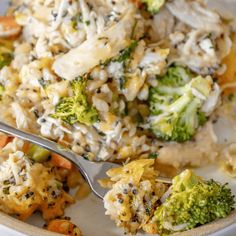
[0,209,236,236]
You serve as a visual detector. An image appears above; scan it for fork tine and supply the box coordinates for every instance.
[84,162,120,199]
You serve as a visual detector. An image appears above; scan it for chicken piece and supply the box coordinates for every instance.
[53,7,136,80]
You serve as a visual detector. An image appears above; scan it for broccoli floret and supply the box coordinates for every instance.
[152,170,235,235]
[141,0,165,14]
[149,66,214,142]
[51,77,99,126]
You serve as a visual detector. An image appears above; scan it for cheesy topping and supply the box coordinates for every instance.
[102,159,167,234]
[0,149,73,220]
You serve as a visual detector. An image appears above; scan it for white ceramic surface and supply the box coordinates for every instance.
[0,1,236,236]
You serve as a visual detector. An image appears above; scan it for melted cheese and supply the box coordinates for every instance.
[0,151,73,220]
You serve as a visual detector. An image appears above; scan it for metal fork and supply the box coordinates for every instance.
[0,122,172,199]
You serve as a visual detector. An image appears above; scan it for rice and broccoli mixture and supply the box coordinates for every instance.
[0,0,234,167]
[0,0,236,235]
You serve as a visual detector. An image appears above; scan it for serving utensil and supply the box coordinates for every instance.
[0,122,172,199]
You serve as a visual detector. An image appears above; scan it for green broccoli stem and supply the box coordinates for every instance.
[169,93,192,113]
[27,144,51,163]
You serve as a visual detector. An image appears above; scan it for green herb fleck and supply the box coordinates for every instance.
[85,20,90,26]
[0,53,12,69]
[228,93,234,101]
[100,40,138,67]
[98,131,106,137]
[135,113,144,124]
[119,76,126,90]
[38,78,50,88]
[114,40,138,63]
[71,14,82,30]
[3,187,10,195]
[148,153,159,159]
[3,180,10,185]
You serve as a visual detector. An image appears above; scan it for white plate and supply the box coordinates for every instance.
[1,1,236,236]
